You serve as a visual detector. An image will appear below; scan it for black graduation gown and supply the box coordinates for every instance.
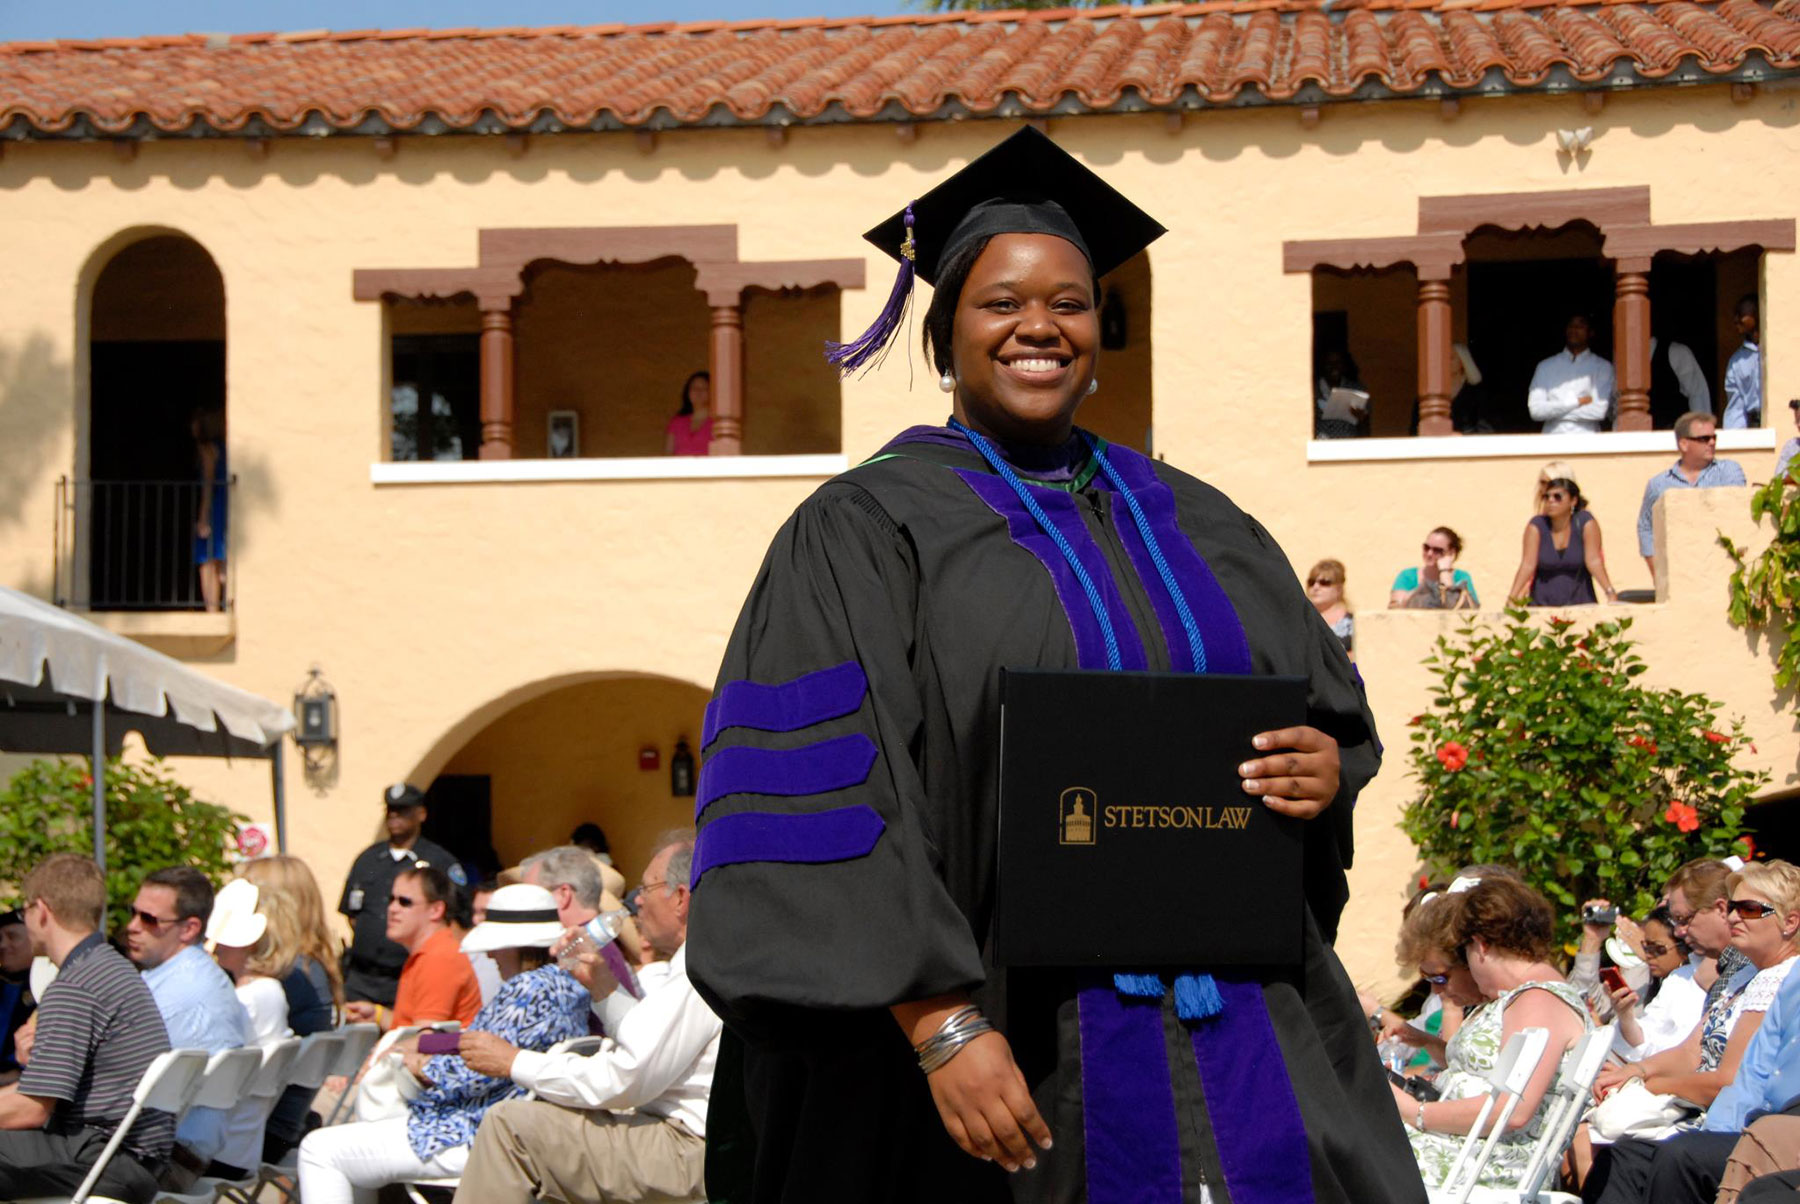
[688,427,1427,1204]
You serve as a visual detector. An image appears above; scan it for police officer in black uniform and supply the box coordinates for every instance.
[338,783,462,1008]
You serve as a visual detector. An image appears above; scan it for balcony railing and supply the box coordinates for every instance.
[54,478,236,612]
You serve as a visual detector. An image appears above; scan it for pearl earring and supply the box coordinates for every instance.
[1087,379,1099,396]
[939,372,956,394]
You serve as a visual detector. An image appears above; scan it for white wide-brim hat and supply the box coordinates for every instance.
[207,878,268,950]
[461,883,565,954]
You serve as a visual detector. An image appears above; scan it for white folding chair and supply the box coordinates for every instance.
[12,1047,210,1204]
[151,1047,264,1204]
[156,1040,303,1204]
[245,1031,347,1204]
[327,1021,450,1126]
[1466,1024,1616,1204]
[1430,1026,1552,1204]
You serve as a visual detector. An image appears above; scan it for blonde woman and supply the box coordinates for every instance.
[236,855,346,1161]
[1586,861,1800,1204]
[1307,559,1353,657]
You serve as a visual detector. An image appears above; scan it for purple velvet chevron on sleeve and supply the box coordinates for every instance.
[694,734,879,820]
[690,806,887,886]
[702,661,869,750]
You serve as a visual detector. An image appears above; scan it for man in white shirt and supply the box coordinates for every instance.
[1528,313,1617,434]
[454,832,720,1204]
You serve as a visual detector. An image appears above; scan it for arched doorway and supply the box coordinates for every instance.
[412,673,711,884]
[1078,249,1153,454]
[86,234,226,610]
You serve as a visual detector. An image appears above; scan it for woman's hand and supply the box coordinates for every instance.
[1609,986,1640,1018]
[195,517,212,540]
[400,1046,433,1086]
[1239,726,1340,819]
[923,1030,1052,1173]
[1592,1060,1642,1101]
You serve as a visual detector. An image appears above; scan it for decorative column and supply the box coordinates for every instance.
[709,300,744,455]
[1416,264,1455,437]
[478,306,515,459]
[1613,258,1652,432]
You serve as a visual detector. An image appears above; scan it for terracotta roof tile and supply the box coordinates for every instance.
[1,1,1796,140]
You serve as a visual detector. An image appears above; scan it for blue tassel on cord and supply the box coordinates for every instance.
[1112,972,1166,998]
[1173,973,1224,1023]
[824,202,916,377]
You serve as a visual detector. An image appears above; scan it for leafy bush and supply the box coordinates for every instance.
[1402,607,1762,945]
[1723,474,1800,692]
[0,757,248,936]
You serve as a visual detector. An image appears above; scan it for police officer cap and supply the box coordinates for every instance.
[384,783,426,810]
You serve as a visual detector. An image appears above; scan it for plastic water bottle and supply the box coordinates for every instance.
[1376,1036,1415,1074]
[556,908,627,967]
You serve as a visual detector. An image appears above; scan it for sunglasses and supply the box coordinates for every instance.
[1423,544,1452,556]
[1544,491,1571,502]
[1682,434,1717,444]
[1421,971,1451,985]
[1728,899,1778,920]
[130,908,183,932]
[390,893,419,909]
[1307,577,1338,588]
[1641,940,1675,958]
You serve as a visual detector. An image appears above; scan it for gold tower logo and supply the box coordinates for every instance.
[1059,787,1096,846]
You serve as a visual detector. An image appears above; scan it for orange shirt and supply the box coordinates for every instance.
[391,926,481,1029]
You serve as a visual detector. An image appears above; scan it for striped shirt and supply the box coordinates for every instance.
[20,933,175,1164]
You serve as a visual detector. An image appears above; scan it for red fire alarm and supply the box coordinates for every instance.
[638,746,660,771]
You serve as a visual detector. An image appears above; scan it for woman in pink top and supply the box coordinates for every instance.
[664,371,713,456]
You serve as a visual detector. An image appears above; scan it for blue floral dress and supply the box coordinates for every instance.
[405,963,590,1161]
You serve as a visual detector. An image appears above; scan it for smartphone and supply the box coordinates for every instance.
[416,1031,462,1055]
[1599,967,1628,994]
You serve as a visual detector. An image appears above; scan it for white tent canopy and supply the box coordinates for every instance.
[0,586,295,865]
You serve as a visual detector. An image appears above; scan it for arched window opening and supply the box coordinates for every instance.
[85,235,227,611]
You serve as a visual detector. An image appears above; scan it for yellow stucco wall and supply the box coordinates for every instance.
[0,81,1795,973]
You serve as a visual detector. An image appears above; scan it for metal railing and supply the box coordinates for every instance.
[54,477,236,612]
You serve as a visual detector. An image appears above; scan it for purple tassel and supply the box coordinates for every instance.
[825,202,916,377]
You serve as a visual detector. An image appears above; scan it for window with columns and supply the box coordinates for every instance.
[1285,189,1793,442]
[354,226,864,461]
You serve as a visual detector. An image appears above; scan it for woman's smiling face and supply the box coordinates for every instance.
[949,232,1098,446]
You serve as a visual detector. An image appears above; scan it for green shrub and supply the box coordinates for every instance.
[1723,473,1800,693]
[0,757,248,936]
[1402,607,1762,947]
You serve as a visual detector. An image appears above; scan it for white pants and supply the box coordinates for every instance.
[296,1116,468,1204]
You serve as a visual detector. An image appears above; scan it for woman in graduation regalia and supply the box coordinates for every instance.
[687,128,1428,1204]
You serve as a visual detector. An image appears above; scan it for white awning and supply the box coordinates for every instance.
[0,587,294,756]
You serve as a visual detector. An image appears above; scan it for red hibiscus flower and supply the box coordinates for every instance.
[1436,742,1469,772]
[1418,873,1431,890]
[1664,802,1700,833]
[1703,730,1728,744]
[1740,835,1758,859]
[1626,735,1660,756]
[1409,714,1425,727]
[79,773,92,788]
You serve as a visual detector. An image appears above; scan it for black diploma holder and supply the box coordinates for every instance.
[994,669,1308,969]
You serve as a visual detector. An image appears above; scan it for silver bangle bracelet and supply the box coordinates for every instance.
[915,1005,995,1074]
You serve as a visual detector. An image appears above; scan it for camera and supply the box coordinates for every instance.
[1582,903,1618,925]
[1386,1067,1442,1101]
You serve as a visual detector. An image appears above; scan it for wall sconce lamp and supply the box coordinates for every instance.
[292,666,338,771]
[670,738,696,797]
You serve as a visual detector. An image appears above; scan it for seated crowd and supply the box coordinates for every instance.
[1369,854,1800,1203]
[0,823,720,1204]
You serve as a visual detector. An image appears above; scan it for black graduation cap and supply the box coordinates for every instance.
[825,126,1167,375]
